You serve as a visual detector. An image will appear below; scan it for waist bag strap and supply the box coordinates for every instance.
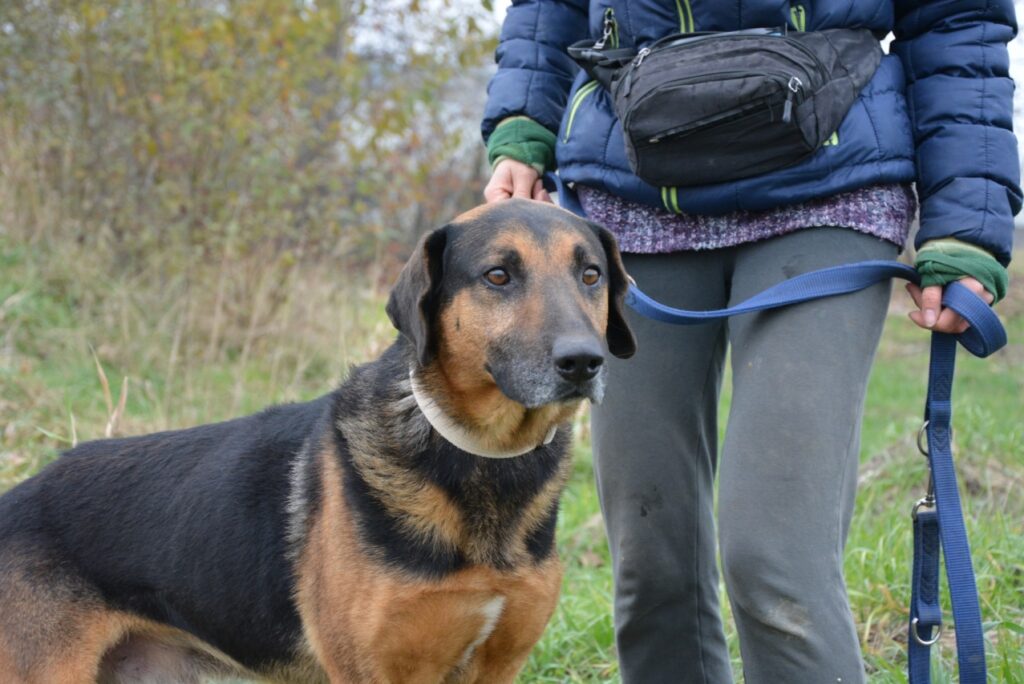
[546,172,1006,681]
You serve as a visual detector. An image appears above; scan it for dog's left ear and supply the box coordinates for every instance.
[386,226,449,366]
[589,222,637,359]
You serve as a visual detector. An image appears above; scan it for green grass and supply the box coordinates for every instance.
[1,239,1021,682]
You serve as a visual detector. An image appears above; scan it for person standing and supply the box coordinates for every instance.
[481,1,1017,682]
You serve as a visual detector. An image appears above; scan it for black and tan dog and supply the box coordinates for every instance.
[0,199,635,683]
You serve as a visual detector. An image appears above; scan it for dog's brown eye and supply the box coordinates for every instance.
[485,268,510,286]
[582,266,601,286]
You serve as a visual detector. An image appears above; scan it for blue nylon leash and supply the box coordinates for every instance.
[547,173,1007,681]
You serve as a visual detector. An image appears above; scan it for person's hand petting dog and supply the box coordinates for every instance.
[484,158,552,204]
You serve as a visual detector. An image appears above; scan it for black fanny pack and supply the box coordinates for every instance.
[568,28,881,187]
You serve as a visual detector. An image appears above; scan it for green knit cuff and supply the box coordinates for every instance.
[486,118,557,175]
[915,240,1008,303]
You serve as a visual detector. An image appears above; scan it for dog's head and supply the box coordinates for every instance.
[387,200,634,446]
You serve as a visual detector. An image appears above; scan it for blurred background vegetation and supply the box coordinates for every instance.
[0,2,1021,681]
[2,0,493,258]
[1,0,496,456]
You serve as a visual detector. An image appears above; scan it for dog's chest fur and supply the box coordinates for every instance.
[285,341,572,680]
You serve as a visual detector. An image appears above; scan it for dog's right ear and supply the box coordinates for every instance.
[386,226,449,366]
[587,222,637,359]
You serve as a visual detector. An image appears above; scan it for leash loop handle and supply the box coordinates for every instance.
[625,263,1006,358]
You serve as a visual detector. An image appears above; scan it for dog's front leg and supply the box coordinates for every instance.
[467,558,563,684]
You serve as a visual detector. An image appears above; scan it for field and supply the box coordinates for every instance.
[1,239,1021,682]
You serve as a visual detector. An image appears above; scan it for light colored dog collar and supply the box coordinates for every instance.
[409,371,556,459]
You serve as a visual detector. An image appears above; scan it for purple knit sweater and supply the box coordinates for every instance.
[577,183,917,254]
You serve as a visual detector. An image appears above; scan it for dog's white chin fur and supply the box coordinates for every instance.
[409,371,557,459]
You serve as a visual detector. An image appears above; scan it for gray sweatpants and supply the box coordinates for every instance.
[591,228,897,684]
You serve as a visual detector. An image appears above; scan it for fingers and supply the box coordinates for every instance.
[933,308,969,334]
[907,283,942,330]
[509,163,537,199]
[906,282,924,308]
[531,177,553,204]
[908,307,966,333]
[484,159,541,204]
[959,277,994,305]
[920,285,942,328]
[905,277,993,334]
[931,278,990,333]
[907,283,962,331]
[483,166,513,203]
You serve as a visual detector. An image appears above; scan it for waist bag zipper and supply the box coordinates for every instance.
[782,76,803,123]
[644,72,803,143]
[622,47,651,98]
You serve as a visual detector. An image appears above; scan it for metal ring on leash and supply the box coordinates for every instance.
[917,420,955,459]
[911,617,942,646]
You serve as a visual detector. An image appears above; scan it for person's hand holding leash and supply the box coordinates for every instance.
[484,158,552,204]
[907,238,1007,334]
[906,278,993,334]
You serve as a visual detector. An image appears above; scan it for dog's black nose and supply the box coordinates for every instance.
[553,337,605,384]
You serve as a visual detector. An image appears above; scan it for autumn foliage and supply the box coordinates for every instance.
[0,0,494,265]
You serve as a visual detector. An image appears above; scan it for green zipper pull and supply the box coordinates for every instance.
[595,10,615,50]
[790,4,806,32]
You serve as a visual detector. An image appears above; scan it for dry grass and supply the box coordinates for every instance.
[0,231,397,489]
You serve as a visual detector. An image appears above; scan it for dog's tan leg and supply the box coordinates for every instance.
[33,622,119,684]
[373,590,514,684]
[469,559,563,684]
[0,607,124,684]
[0,549,127,684]
[303,586,497,684]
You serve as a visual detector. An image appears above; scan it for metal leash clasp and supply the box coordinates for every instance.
[910,419,943,647]
[912,421,936,521]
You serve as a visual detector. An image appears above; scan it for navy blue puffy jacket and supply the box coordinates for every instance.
[482,0,1020,263]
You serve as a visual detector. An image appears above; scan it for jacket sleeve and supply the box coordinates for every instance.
[481,0,590,142]
[892,0,1021,264]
